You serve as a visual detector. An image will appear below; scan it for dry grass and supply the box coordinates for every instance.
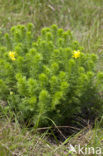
[0,118,103,156]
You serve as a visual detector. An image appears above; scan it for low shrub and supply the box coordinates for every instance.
[0,24,103,127]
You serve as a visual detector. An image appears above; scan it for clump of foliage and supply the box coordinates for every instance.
[0,23,103,127]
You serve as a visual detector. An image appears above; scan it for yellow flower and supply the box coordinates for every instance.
[9,51,16,61]
[10,91,13,95]
[72,50,80,59]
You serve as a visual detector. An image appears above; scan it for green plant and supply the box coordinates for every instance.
[0,24,103,127]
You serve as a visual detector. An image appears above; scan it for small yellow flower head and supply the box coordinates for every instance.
[72,50,81,59]
[10,91,13,95]
[9,51,16,61]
